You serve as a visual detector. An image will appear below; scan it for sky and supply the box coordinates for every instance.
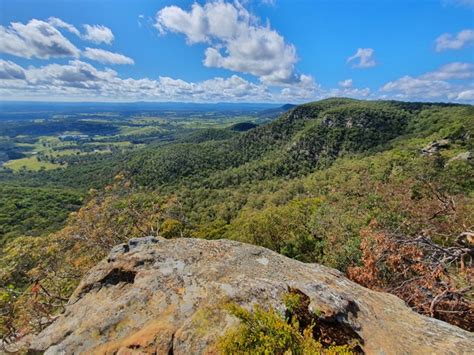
[0,0,473,103]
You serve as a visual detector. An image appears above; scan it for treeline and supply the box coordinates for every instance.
[0,120,119,137]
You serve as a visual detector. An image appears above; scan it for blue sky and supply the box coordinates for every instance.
[0,0,473,103]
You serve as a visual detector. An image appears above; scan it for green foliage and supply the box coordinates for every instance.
[226,198,323,262]
[217,298,357,354]
[230,121,258,132]
[0,185,82,244]
[218,303,306,354]
[160,218,185,238]
[0,178,180,337]
[180,128,238,143]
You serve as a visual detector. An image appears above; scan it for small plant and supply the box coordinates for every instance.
[217,289,360,354]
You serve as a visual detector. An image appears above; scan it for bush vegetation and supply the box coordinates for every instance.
[218,290,359,354]
[1,99,473,346]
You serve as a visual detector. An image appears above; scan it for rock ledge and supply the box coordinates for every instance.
[30,237,473,354]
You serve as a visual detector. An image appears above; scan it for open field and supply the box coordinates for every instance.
[4,156,60,171]
[0,105,272,172]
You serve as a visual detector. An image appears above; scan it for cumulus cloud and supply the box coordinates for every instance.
[26,60,117,89]
[279,81,321,102]
[0,58,337,103]
[0,60,26,80]
[47,17,80,36]
[0,60,276,102]
[381,62,474,101]
[455,89,474,100]
[0,19,80,59]
[338,79,353,88]
[82,24,114,44]
[83,47,134,65]
[421,62,474,80]
[347,48,377,68]
[329,79,371,97]
[381,76,451,99]
[0,58,387,103]
[435,29,474,51]
[155,1,309,85]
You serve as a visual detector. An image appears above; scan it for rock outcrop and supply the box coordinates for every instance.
[421,139,450,155]
[29,237,473,354]
[449,151,472,162]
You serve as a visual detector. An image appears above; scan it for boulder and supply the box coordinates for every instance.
[29,237,474,354]
[449,151,472,162]
[422,139,450,155]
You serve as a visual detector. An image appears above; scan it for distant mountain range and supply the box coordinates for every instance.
[0,101,284,113]
[0,101,296,122]
[257,103,297,119]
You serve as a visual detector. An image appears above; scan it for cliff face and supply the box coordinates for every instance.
[29,237,473,354]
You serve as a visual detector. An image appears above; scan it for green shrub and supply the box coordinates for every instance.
[217,291,358,355]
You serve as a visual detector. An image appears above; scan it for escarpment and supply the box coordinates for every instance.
[29,237,474,354]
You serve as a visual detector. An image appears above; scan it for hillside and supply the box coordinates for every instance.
[1,98,473,351]
[61,99,474,189]
[2,98,471,191]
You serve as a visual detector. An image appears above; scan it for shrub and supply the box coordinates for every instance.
[347,222,473,331]
[217,290,359,354]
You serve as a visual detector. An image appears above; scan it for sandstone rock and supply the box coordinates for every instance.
[422,139,450,155]
[29,237,474,354]
[449,151,472,162]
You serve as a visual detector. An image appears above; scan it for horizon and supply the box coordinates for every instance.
[0,0,473,103]
[0,96,472,107]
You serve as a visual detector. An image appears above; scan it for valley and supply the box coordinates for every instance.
[0,102,278,172]
[0,98,472,351]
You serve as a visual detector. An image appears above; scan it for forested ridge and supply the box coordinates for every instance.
[1,98,473,344]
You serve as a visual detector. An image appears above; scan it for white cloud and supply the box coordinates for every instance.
[456,89,474,100]
[0,19,80,59]
[82,24,114,44]
[338,79,353,88]
[155,3,211,43]
[329,87,370,98]
[0,59,333,103]
[380,62,474,102]
[26,60,117,89]
[3,45,471,103]
[381,76,451,99]
[138,14,145,27]
[421,62,474,80]
[435,29,474,51]
[155,1,308,85]
[0,58,385,103]
[0,60,276,102]
[327,79,371,98]
[347,48,377,68]
[279,80,321,102]
[0,60,26,79]
[47,17,80,36]
[83,47,134,65]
